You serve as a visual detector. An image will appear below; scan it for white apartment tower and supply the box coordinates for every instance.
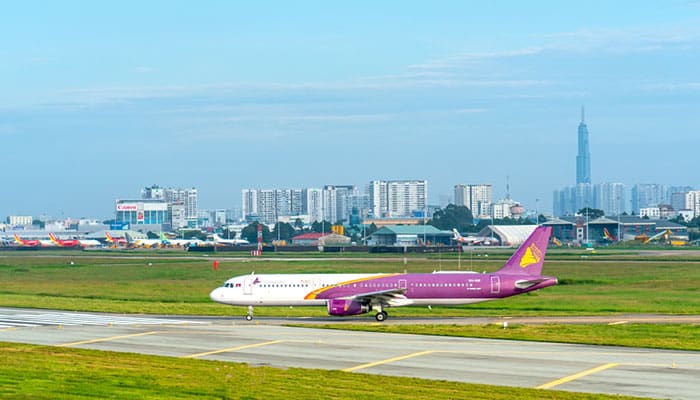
[241,188,304,224]
[454,184,492,218]
[304,188,323,223]
[164,187,198,220]
[369,180,427,218]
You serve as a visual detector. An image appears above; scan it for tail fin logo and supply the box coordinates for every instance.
[520,244,542,268]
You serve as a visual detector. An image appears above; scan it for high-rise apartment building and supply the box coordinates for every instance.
[303,188,323,223]
[322,185,362,223]
[162,188,198,221]
[684,191,700,218]
[369,180,427,218]
[576,106,591,184]
[631,184,668,213]
[594,182,626,216]
[454,184,492,217]
[141,185,165,200]
[141,185,197,227]
[553,182,624,217]
[241,188,304,224]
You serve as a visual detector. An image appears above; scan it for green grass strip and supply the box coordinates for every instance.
[0,342,642,400]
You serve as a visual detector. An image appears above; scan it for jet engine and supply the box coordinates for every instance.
[327,299,370,316]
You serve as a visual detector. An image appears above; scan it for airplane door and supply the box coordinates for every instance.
[490,276,500,294]
[243,277,254,295]
[399,279,407,291]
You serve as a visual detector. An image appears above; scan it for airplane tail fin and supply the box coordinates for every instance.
[105,232,114,242]
[124,232,135,244]
[452,229,462,240]
[49,233,59,244]
[13,234,23,244]
[497,226,552,276]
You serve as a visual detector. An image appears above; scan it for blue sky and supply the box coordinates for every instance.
[2,1,699,218]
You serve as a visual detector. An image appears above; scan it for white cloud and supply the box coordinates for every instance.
[640,82,700,91]
[407,47,545,70]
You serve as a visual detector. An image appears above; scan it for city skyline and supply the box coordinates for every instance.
[2,2,700,218]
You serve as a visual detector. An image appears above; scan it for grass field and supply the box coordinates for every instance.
[1,252,699,316]
[0,341,644,400]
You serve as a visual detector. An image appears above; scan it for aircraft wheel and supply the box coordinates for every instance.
[375,311,388,322]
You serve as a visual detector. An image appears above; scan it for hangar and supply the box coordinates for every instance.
[477,225,538,246]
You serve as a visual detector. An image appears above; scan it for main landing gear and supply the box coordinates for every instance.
[374,304,388,322]
[245,305,254,321]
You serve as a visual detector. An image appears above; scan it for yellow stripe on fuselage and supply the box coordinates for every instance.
[303,274,400,300]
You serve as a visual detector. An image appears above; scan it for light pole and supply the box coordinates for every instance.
[617,195,621,243]
[585,208,589,246]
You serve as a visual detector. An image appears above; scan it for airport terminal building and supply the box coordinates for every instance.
[115,199,170,227]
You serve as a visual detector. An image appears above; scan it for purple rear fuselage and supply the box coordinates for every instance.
[307,272,557,305]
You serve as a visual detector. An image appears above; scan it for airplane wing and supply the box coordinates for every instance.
[347,288,412,307]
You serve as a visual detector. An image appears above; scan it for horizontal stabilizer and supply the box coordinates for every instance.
[514,278,549,290]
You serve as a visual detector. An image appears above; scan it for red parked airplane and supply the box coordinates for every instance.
[13,234,41,247]
[105,232,128,246]
[49,233,80,247]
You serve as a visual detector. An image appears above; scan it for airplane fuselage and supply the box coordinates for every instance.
[210,272,557,307]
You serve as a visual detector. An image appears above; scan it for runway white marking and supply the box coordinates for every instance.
[0,310,202,328]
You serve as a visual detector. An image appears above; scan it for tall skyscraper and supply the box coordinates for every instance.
[576,106,591,184]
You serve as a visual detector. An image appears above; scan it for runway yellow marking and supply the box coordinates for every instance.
[343,350,434,372]
[57,331,162,347]
[182,340,284,359]
[0,327,16,332]
[536,363,618,390]
[608,320,629,325]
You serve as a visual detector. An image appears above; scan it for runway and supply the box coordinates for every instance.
[1,308,699,399]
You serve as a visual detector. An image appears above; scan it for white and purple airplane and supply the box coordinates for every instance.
[210,226,557,321]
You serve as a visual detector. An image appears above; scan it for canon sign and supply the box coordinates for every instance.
[116,204,138,211]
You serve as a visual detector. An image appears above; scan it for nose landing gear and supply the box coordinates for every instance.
[245,305,254,321]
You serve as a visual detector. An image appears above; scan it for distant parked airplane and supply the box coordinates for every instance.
[211,226,556,321]
[452,229,498,246]
[48,233,81,248]
[603,227,616,242]
[77,238,102,247]
[13,233,42,247]
[159,232,202,247]
[211,233,249,245]
[105,232,128,246]
[124,232,162,248]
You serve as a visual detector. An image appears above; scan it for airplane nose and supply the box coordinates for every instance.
[210,287,224,302]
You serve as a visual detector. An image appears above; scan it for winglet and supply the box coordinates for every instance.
[497,226,552,276]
